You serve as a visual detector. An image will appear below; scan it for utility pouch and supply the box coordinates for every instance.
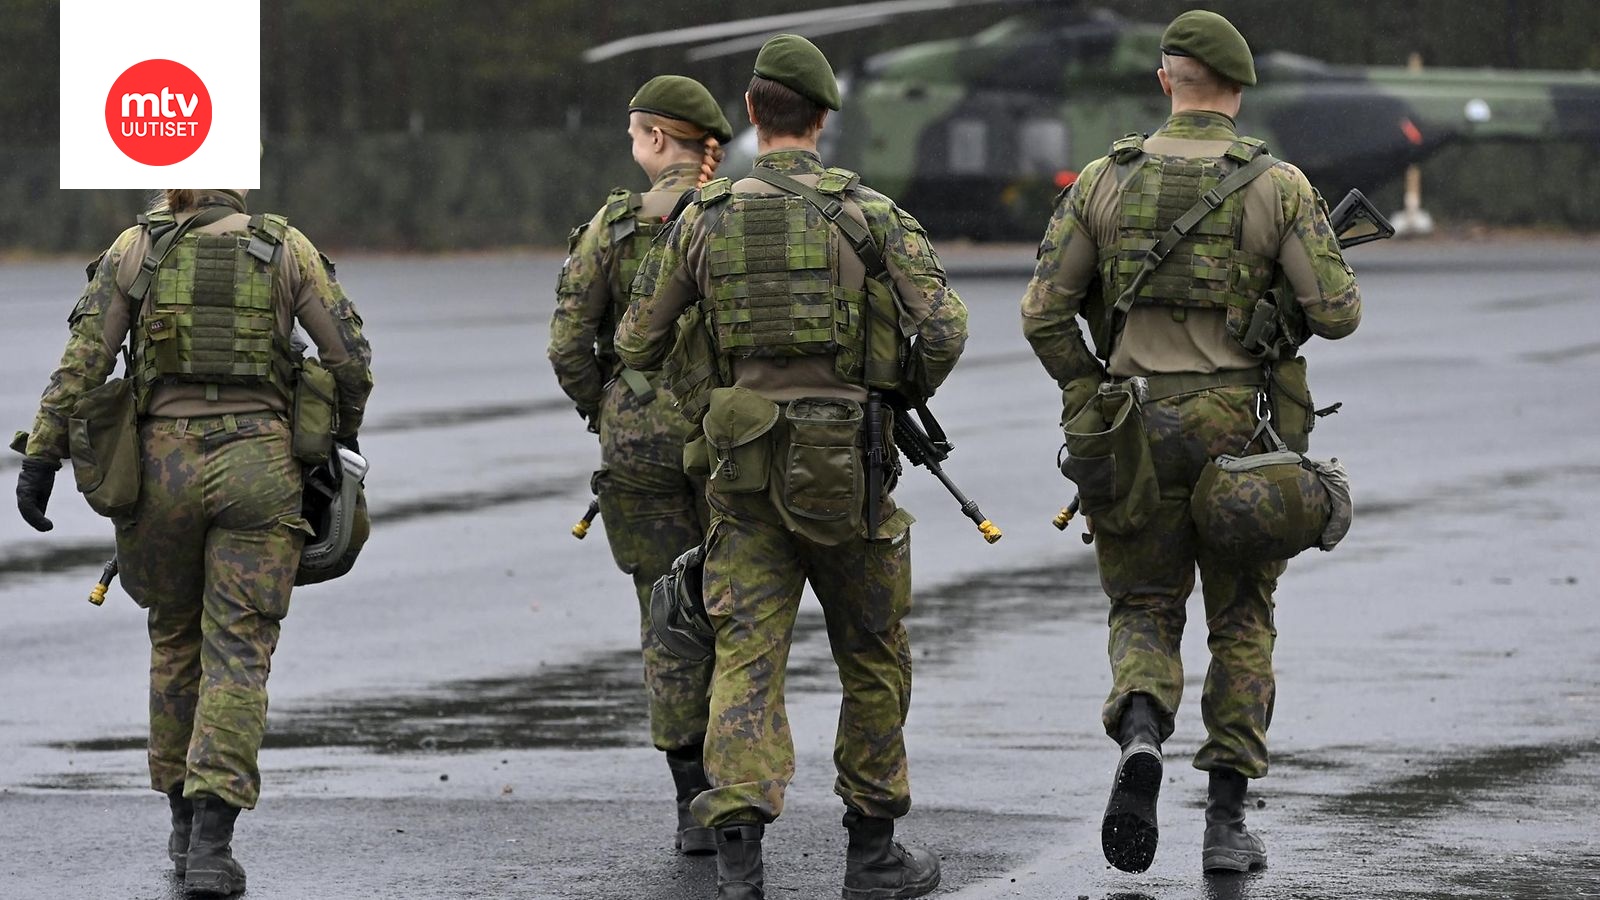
[66,377,142,518]
[1268,357,1314,454]
[780,397,865,523]
[1060,382,1159,536]
[702,387,779,494]
[291,358,338,464]
[664,303,721,426]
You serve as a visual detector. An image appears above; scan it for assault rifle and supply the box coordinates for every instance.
[890,399,1002,544]
[1053,188,1395,539]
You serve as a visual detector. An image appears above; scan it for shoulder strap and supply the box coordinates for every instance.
[698,178,733,206]
[1109,151,1279,317]
[745,167,888,282]
[1110,133,1147,188]
[245,213,289,264]
[127,205,235,303]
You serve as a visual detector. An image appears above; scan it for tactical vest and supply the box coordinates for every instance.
[1097,134,1278,348]
[698,167,900,389]
[133,211,295,407]
[595,187,673,371]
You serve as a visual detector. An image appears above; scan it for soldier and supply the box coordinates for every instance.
[1021,10,1361,876]
[618,34,967,900]
[14,188,372,896]
[546,75,732,855]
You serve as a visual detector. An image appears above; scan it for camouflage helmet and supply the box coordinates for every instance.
[1190,451,1351,563]
[649,544,714,662]
[296,445,371,586]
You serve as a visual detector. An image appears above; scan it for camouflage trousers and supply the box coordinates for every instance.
[596,376,713,752]
[115,414,306,809]
[1094,385,1284,779]
[690,486,914,828]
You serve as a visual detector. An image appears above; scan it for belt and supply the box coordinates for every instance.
[1132,368,1265,404]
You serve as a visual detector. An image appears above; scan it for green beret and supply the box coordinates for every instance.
[1160,10,1256,87]
[629,75,733,143]
[753,34,841,111]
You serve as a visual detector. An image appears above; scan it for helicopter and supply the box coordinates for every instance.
[587,2,1600,239]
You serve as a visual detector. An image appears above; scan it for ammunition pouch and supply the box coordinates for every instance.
[702,387,779,494]
[1060,381,1159,536]
[65,377,142,518]
[1191,450,1352,563]
[649,543,715,662]
[779,397,864,525]
[291,357,339,464]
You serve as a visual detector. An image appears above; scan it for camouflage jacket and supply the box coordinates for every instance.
[25,191,373,462]
[617,149,968,403]
[546,163,702,418]
[1022,110,1361,393]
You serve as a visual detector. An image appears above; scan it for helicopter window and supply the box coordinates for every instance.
[1018,119,1069,174]
[949,120,988,175]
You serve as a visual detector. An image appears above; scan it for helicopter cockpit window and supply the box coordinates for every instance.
[949,120,988,175]
[1018,119,1069,175]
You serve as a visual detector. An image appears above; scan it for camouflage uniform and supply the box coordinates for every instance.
[547,162,714,752]
[24,191,372,808]
[1022,111,1360,778]
[618,149,968,827]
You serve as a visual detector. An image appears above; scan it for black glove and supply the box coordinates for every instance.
[16,456,61,532]
[578,406,601,436]
[339,435,361,455]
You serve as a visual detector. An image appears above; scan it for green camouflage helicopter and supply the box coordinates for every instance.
[588,1,1600,238]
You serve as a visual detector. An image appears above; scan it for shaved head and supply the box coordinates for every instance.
[1159,53,1243,116]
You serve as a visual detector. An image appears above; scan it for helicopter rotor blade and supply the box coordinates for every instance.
[582,0,1066,64]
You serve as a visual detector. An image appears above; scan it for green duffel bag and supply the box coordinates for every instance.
[66,377,142,518]
[1191,450,1352,563]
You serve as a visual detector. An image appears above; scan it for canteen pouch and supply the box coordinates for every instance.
[291,357,338,464]
[780,397,865,523]
[66,376,142,518]
[1060,382,1159,536]
[1191,450,1353,562]
[702,386,779,494]
[1268,356,1314,454]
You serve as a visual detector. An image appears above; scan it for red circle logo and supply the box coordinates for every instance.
[104,60,212,166]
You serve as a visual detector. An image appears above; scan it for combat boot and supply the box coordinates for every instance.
[184,793,246,896]
[1202,769,1267,873]
[841,809,941,900]
[714,823,765,900]
[167,789,193,876]
[1101,693,1163,873]
[665,745,716,855]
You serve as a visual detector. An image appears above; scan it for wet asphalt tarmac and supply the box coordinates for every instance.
[1,238,1597,899]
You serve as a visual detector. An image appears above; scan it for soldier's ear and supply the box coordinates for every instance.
[745,92,757,127]
[1157,65,1174,98]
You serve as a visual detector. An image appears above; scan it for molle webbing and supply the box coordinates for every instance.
[706,193,838,358]
[135,215,292,402]
[1104,146,1277,317]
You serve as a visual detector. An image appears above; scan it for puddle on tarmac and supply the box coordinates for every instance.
[1323,739,1600,822]
[366,397,573,434]
[47,557,1103,762]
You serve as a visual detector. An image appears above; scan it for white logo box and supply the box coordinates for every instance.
[59,0,260,189]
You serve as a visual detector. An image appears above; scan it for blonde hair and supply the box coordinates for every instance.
[156,189,199,213]
[641,114,725,187]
